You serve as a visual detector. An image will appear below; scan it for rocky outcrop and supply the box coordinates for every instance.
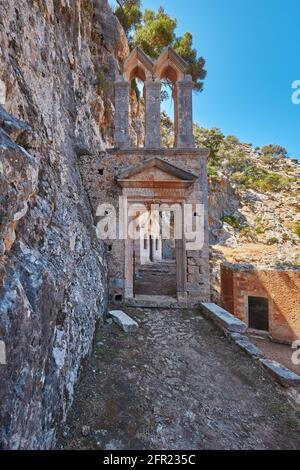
[208,149,300,303]
[0,0,128,449]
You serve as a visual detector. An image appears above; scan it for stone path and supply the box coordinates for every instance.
[58,308,300,450]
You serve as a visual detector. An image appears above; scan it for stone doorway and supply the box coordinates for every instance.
[133,210,177,298]
[248,296,269,331]
[118,157,200,306]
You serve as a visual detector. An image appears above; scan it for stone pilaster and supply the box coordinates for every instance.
[176,75,195,148]
[145,79,161,148]
[114,77,130,149]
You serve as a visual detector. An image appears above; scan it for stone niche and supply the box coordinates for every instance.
[221,264,300,344]
[80,46,211,307]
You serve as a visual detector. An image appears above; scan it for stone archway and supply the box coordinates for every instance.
[117,157,197,305]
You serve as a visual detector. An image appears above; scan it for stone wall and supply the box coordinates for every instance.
[221,264,300,344]
[79,148,210,306]
[0,0,127,449]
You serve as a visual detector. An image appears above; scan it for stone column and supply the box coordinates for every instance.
[176,75,195,148]
[173,86,179,147]
[153,237,162,262]
[140,235,150,265]
[114,77,130,149]
[145,78,161,148]
[124,239,134,300]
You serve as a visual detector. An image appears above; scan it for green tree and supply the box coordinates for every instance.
[134,8,176,57]
[193,126,224,162]
[114,0,142,38]
[133,7,206,92]
[173,32,206,91]
[261,144,288,158]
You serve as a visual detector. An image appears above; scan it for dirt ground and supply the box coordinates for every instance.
[57,308,300,450]
[249,334,300,375]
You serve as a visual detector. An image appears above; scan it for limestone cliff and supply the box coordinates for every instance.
[208,149,300,302]
[0,0,128,449]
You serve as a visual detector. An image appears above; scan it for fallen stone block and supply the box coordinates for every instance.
[201,303,247,334]
[260,358,300,388]
[108,310,139,333]
[0,340,6,365]
[229,332,263,359]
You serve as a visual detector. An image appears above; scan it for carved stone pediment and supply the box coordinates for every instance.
[116,157,197,189]
[123,47,154,81]
[154,46,188,82]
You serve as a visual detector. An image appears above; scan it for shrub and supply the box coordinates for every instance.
[255,226,265,234]
[261,144,287,158]
[255,173,291,192]
[294,222,300,239]
[240,226,255,240]
[232,166,292,193]
[207,162,219,179]
[222,215,240,229]
[97,71,106,94]
[225,150,250,173]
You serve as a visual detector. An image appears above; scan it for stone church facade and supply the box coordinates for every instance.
[80,47,210,307]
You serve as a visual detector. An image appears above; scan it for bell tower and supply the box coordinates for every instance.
[81,46,211,307]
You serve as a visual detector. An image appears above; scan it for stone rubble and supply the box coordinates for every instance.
[108,310,139,333]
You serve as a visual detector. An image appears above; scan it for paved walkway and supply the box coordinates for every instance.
[58,308,300,450]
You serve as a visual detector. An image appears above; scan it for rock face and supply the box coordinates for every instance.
[0,0,128,449]
[208,151,300,303]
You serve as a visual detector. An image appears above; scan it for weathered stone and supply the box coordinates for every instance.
[0,80,6,105]
[176,76,195,149]
[0,105,31,141]
[109,310,139,333]
[259,358,300,388]
[0,127,39,262]
[114,78,130,149]
[229,332,263,359]
[81,426,91,437]
[145,79,161,148]
[188,265,201,275]
[187,273,202,283]
[0,340,6,365]
[201,303,247,333]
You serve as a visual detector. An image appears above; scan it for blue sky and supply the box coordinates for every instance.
[111,0,300,158]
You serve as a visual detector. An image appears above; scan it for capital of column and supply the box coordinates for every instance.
[115,78,130,90]
[177,74,194,88]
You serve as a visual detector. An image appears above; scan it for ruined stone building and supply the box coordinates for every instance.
[80,47,211,308]
[221,264,300,344]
